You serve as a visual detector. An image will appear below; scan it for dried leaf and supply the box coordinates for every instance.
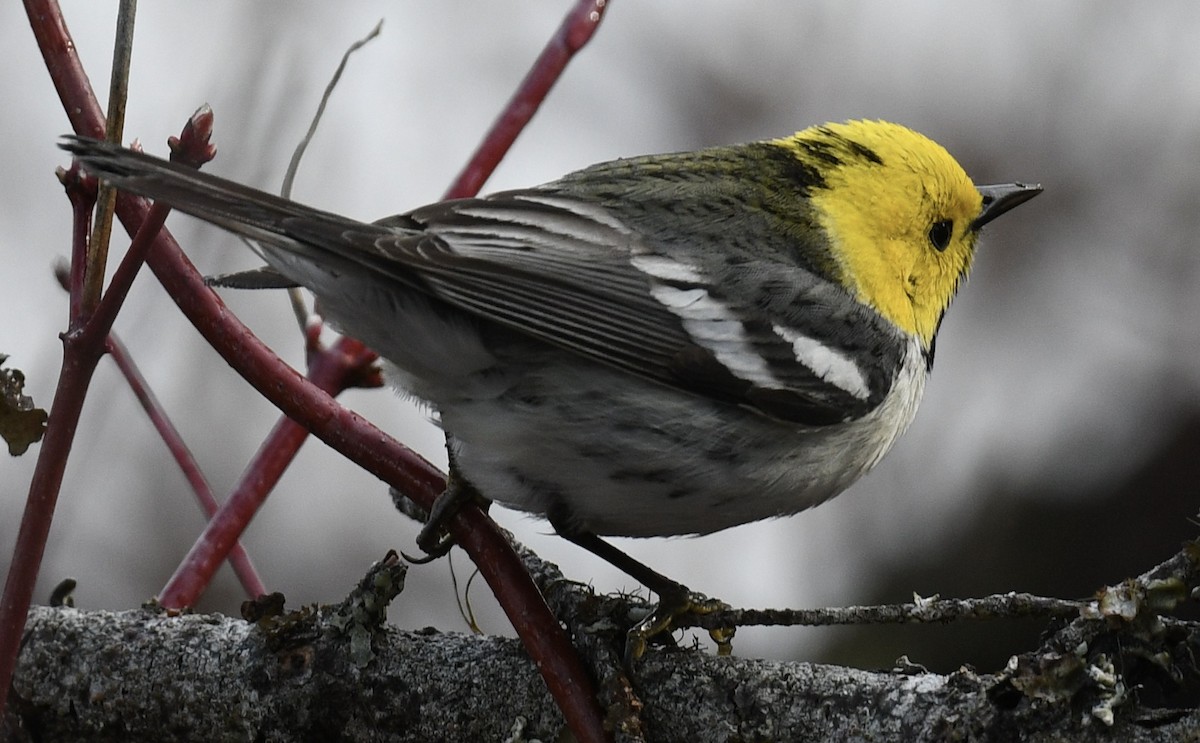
[1,354,48,455]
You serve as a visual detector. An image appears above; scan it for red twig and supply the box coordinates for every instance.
[64,162,96,330]
[0,163,106,717]
[444,0,609,200]
[157,413,312,609]
[26,0,105,140]
[57,257,268,600]
[105,333,266,599]
[137,229,446,504]
[88,111,217,339]
[157,333,375,609]
[0,333,103,706]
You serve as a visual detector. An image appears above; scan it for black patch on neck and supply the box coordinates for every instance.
[747,142,826,194]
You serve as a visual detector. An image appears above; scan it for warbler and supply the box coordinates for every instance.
[62,121,1038,646]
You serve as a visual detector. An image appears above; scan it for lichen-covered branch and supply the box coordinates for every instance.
[8,600,1197,743]
[9,538,1198,742]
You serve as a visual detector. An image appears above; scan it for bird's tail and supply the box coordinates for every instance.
[61,135,421,295]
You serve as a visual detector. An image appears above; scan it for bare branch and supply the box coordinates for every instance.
[444,0,610,199]
[85,0,139,314]
[105,332,266,598]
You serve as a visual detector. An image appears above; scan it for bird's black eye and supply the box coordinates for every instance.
[928,220,953,252]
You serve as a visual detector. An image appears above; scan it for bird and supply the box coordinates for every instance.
[62,120,1040,653]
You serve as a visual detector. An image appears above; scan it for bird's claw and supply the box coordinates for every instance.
[400,525,456,564]
[396,470,489,564]
[625,590,734,665]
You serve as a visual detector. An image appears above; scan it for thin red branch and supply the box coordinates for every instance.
[443,0,609,200]
[85,197,170,325]
[84,108,215,352]
[0,343,103,698]
[106,333,266,599]
[139,228,445,502]
[157,334,375,609]
[24,0,106,139]
[0,163,107,717]
[57,258,268,600]
[63,163,96,330]
[157,417,311,609]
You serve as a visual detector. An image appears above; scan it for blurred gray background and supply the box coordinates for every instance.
[3,2,1198,670]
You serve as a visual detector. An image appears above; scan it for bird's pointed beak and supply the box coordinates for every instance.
[971,183,1043,230]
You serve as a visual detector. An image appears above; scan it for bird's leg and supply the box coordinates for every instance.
[551,521,735,663]
[398,445,490,563]
[406,477,473,562]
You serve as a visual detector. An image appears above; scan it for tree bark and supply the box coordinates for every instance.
[6,596,1197,743]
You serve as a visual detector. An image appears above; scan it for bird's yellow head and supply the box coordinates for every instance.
[774,120,1006,347]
